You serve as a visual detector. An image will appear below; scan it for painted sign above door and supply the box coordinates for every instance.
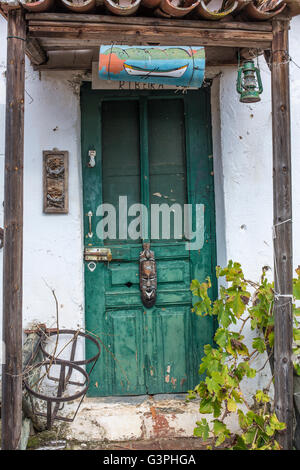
[98,45,205,88]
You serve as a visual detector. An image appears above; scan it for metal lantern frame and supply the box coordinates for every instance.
[236,59,264,103]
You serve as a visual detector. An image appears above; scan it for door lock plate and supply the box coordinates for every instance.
[84,247,112,262]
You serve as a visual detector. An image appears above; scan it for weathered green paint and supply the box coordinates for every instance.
[81,84,217,396]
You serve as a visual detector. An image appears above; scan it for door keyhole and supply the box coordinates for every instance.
[125,282,133,288]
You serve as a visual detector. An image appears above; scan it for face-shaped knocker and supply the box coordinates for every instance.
[139,243,157,308]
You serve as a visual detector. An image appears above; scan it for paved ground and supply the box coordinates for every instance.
[91,437,210,450]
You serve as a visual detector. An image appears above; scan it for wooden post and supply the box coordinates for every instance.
[271,18,294,450]
[1,8,26,450]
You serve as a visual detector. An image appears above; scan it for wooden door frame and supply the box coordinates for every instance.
[1,9,294,447]
[80,84,218,396]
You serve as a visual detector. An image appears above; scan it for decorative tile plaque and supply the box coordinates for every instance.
[43,150,69,214]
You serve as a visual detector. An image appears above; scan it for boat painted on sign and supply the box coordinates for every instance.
[123,63,188,78]
[98,45,205,87]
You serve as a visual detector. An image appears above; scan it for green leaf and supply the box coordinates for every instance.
[255,390,270,404]
[213,419,227,435]
[270,413,286,431]
[232,389,243,404]
[294,363,300,376]
[206,376,221,394]
[293,276,300,300]
[243,429,256,445]
[293,329,300,341]
[214,328,228,348]
[212,399,222,418]
[266,425,275,437]
[293,307,300,316]
[200,398,214,414]
[194,419,209,440]
[252,337,266,353]
[233,436,248,450]
[227,398,237,412]
[215,433,226,447]
[238,410,248,430]
[268,331,274,348]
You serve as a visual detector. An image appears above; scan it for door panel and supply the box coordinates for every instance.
[148,99,186,241]
[108,309,145,395]
[102,99,141,242]
[144,306,192,394]
[81,85,216,397]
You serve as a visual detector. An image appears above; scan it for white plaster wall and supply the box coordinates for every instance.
[213,15,300,282]
[0,16,85,355]
[210,15,300,398]
[0,14,299,391]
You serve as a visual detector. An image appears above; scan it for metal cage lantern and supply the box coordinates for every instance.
[236,59,263,103]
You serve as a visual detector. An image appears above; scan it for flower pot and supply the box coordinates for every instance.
[195,0,238,20]
[60,0,96,13]
[158,0,199,18]
[104,0,141,15]
[243,1,286,20]
[20,0,54,12]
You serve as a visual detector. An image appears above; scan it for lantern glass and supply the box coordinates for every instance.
[237,59,263,104]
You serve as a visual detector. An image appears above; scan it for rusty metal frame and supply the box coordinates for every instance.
[23,329,101,430]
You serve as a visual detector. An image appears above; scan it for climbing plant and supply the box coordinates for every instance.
[188,261,300,450]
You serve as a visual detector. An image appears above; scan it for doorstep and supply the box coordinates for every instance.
[65,394,202,442]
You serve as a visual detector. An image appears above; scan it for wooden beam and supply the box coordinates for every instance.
[271,18,294,450]
[27,25,272,49]
[26,37,48,66]
[25,12,273,32]
[26,16,273,49]
[1,8,25,450]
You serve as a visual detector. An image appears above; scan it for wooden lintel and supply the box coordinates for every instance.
[27,20,272,49]
[25,12,273,32]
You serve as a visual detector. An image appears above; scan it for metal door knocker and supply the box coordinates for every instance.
[139,242,157,308]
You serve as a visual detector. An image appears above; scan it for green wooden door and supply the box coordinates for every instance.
[81,84,216,396]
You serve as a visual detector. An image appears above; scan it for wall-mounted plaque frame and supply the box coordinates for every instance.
[43,150,69,214]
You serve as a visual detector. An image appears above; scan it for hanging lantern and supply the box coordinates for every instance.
[236,59,263,103]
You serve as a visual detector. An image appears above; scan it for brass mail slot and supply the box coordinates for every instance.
[84,247,112,262]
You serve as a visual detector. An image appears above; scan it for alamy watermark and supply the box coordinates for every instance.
[94,196,205,251]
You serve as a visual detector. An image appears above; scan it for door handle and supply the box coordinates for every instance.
[139,242,157,308]
[87,211,93,238]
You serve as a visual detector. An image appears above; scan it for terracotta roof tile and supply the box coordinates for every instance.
[1,0,299,20]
